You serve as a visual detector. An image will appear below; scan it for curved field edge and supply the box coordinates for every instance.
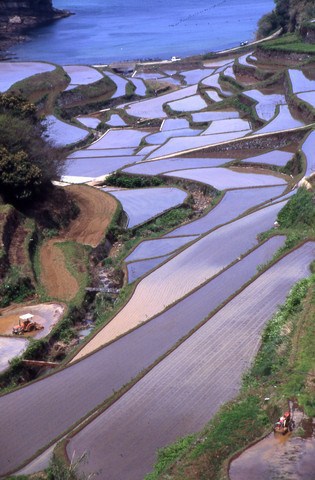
[142,273,315,480]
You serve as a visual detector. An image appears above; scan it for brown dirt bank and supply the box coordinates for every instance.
[39,185,118,300]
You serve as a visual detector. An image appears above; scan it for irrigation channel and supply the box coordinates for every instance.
[0,46,314,478]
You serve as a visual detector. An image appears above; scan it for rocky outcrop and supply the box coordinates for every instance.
[0,0,71,49]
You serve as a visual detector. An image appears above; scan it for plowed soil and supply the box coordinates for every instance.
[39,185,117,300]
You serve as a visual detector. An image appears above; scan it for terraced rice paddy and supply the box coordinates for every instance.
[106,71,128,98]
[205,90,223,102]
[44,115,89,147]
[68,243,314,480]
[181,68,214,84]
[76,117,101,128]
[243,89,286,121]
[244,150,293,166]
[68,147,136,158]
[257,105,305,134]
[168,94,208,112]
[288,69,315,93]
[63,65,103,86]
[191,110,239,122]
[301,130,315,179]
[166,167,286,189]
[63,156,141,181]
[125,237,192,262]
[123,156,228,175]
[0,236,300,475]
[127,255,171,283]
[129,77,147,96]
[107,187,187,227]
[147,130,251,159]
[0,61,55,92]
[202,73,221,88]
[106,114,127,126]
[145,127,202,144]
[1,49,314,479]
[74,201,287,358]
[124,85,197,118]
[297,91,315,107]
[201,118,250,134]
[165,186,286,236]
[87,128,145,149]
[0,337,28,373]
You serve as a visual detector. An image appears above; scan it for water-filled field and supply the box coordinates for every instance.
[165,167,286,189]
[288,69,315,93]
[123,156,228,175]
[44,115,88,146]
[257,105,305,134]
[0,62,55,92]
[166,186,286,236]
[63,65,103,85]
[67,243,313,480]
[107,187,187,227]
[244,89,286,120]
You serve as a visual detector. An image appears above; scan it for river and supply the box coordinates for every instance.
[7,0,274,64]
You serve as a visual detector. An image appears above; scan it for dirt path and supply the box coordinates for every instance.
[39,185,118,300]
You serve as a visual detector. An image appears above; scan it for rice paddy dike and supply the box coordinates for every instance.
[0,29,314,479]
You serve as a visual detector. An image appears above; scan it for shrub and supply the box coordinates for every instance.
[277,188,314,228]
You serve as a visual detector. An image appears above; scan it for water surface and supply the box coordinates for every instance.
[6,0,274,64]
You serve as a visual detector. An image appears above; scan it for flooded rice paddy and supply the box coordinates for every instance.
[244,89,286,121]
[165,167,286,189]
[127,255,170,283]
[105,71,128,98]
[301,130,315,179]
[76,116,101,128]
[125,236,192,262]
[201,118,250,134]
[68,243,314,480]
[288,69,315,93]
[296,91,315,107]
[191,110,239,122]
[167,94,208,111]
[63,65,103,85]
[106,187,187,227]
[244,150,293,166]
[0,62,55,92]
[123,156,228,175]
[257,105,305,134]
[165,186,286,236]
[44,115,88,146]
[146,127,202,145]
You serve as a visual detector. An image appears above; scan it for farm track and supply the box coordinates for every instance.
[0,236,292,474]
[73,200,286,360]
[67,242,314,480]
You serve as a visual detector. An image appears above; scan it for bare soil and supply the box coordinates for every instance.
[39,185,118,300]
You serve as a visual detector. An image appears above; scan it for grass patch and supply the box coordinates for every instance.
[56,241,92,307]
[258,33,315,54]
[104,173,163,189]
[257,188,315,269]
[7,65,70,103]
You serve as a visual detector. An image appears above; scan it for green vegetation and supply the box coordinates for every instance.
[144,435,196,480]
[258,33,315,54]
[277,188,314,228]
[56,241,92,307]
[0,94,65,203]
[8,65,70,103]
[104,173,163,188]
[258,188,315,264]
[0,266,34,307]
[256,0,315,39]
[55,74,116,108]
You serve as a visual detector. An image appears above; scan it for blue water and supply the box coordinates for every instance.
[7,0,274,64]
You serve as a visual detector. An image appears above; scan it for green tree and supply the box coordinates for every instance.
[0,93,65,204]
